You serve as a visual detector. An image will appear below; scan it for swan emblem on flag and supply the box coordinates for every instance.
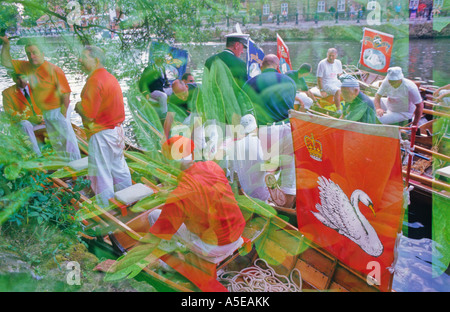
[312,176,384,257]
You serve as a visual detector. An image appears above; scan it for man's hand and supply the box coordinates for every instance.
[0,35,10,45]
[376,108,385,117]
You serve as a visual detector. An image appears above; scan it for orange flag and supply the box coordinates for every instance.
[290,111,404,292]
[276,33,292,74]
[359,27,394,73]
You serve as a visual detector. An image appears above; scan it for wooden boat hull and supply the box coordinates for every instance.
[46,123,383,292]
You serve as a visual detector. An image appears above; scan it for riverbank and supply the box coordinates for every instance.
[202,18,450,42]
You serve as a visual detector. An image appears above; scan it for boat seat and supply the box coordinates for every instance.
[111,183,154,216]
[67,157,89,171]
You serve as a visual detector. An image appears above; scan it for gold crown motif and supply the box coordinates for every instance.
[304,133,322,161]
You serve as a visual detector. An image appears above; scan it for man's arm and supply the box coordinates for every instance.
[412,102,423,126]
[306,90,317,103]
[0,35,13,69]
[374,93,385,117]
[60,93,70,118]
[317,77,328,98]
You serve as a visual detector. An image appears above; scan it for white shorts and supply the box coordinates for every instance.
[323,81,342,96]
[148,209,244,264]
[378,98,413,124]
[296,92,314,109]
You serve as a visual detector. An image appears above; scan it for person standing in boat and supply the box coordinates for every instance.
[75,46,132,208]
[0,36,81,162]
[204,33,249,89]
[317,48,343,114]
[285,63,318,110]
[243,54,297,208]
[339,74,378,124]
[373,67,423,126]
[2,71,43,156]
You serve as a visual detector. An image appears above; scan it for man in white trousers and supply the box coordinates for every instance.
[75,46,132,207]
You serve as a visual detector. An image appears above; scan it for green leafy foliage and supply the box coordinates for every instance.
[193,59,254,125]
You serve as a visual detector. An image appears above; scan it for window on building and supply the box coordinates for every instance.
[281,3,288,15]
[263,4,270,15]
[337,0,346,12]
[434,0,444,8]
[317,1,325,12]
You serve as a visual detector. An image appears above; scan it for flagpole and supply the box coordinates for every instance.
[404,125,418,186]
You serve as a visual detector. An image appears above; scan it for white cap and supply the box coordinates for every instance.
[339,74,360,88]
[386,67,404,81]
[241,114,257,134]
[225,33,249,47]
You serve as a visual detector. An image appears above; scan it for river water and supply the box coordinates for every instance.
[0,36,448,292]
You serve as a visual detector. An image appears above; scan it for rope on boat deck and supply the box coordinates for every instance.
[217,258,302,292]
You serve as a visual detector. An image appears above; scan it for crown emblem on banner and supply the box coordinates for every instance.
[304,134,322,161]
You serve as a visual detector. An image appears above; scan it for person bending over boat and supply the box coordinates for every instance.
[147,135,246,264]
[243,54,297,208]
[167,78,197,124]
[373,67,423,126]
[339,74,378,124]
[0,36,81,162]
[2,71,43,156]
[317,48,343,114]
[286,63,318,110]
[75,46,132,208]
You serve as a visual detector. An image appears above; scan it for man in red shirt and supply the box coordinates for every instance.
[75,46,132,208]
[2,71,43,156]
[1,36,81,161]
[148,135,246,264]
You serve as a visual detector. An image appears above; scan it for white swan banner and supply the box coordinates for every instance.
[359,28,394,73]
[290,111,404,292]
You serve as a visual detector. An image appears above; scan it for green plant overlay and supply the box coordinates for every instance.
[0,115,155,291]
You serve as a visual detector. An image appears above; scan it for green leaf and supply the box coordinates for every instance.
[4,163,21,180]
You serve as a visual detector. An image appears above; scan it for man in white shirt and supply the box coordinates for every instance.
[374,67,423,126]
[229,114,270,202]
[317,48,343,114]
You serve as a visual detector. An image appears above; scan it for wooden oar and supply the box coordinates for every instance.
[423,108,450,119]
[403,170,450,192]
[414,145,450,163]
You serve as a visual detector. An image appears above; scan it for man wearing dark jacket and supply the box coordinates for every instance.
[205,33,249,89]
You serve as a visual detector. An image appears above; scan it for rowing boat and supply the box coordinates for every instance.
[44,121,387,292]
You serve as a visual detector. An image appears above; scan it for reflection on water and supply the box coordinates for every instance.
[0,37,448,292]
[393,236,450,292]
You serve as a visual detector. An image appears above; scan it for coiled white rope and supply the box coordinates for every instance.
[217,258,302,292]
